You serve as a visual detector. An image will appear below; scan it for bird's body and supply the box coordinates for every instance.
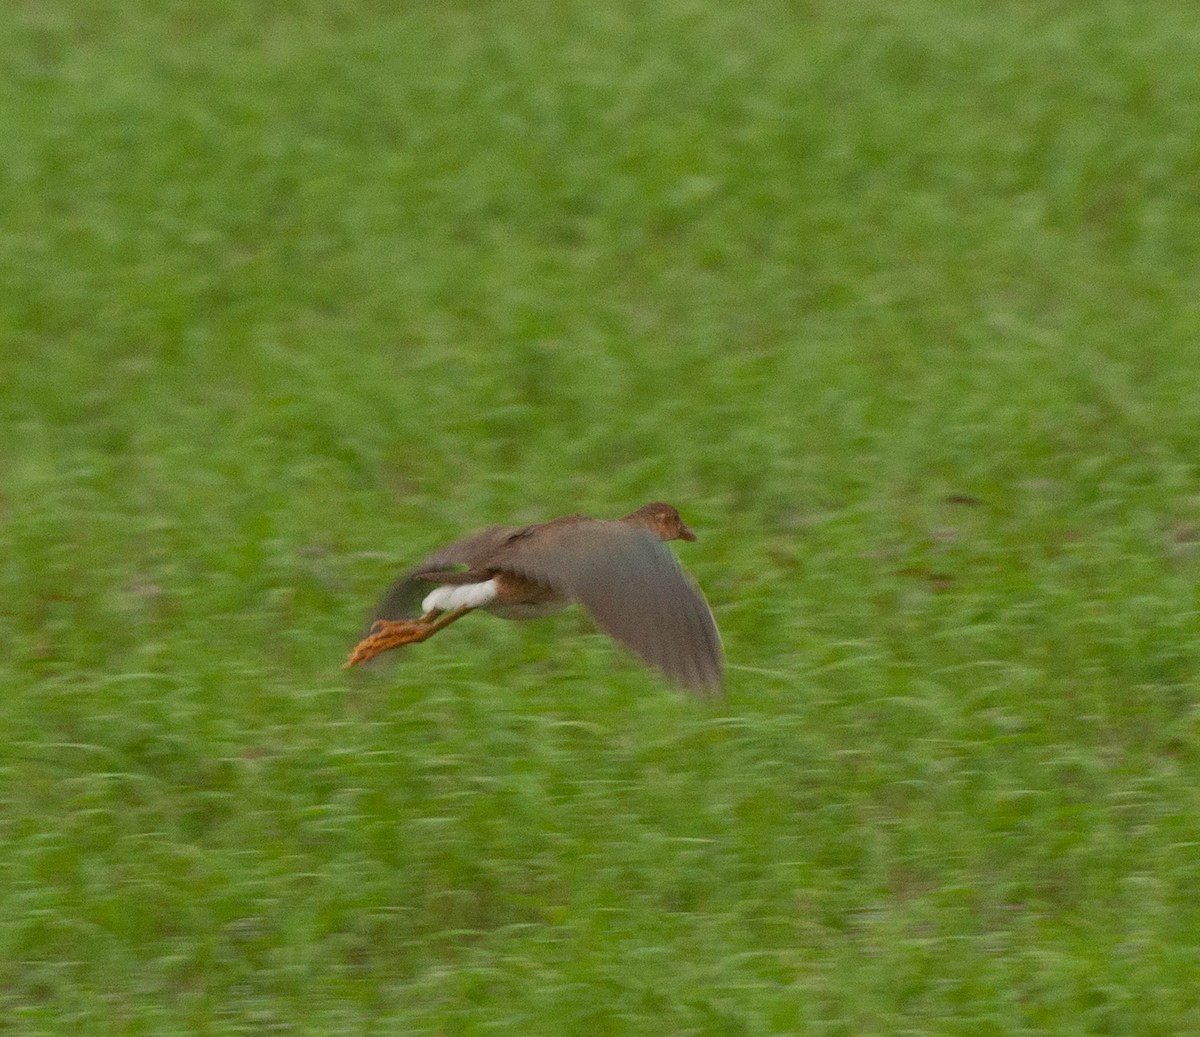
[419,574,567,619]
[344,502,723,696]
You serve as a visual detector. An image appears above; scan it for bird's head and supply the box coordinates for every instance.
[624,502,697,542]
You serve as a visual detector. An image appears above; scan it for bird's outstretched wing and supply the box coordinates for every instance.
[493,520,724,697]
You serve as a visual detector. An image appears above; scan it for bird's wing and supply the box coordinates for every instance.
[494,520,724,696]
[371,524,523,621]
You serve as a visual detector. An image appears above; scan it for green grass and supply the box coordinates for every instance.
[4,0,1200,1031]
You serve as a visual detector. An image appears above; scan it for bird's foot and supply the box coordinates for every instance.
[343,619,430,667]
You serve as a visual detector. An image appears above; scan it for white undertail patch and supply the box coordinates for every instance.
[422,579,499,614]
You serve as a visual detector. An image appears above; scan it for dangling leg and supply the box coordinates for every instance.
[343,606,473,668]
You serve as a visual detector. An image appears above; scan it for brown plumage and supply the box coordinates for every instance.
[344,502,724,696]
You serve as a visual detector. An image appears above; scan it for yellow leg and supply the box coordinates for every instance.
[343,607,472,668]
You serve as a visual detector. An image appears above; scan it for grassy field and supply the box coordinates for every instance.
[3,0,1200,1032]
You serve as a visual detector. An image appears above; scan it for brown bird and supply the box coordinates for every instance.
[344,502,724,696]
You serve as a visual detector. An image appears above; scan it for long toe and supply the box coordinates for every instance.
[344,620,425,667]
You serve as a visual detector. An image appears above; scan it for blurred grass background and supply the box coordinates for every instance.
[3,0,1200,1032]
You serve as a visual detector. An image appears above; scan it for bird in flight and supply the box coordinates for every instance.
[344,502,723,696]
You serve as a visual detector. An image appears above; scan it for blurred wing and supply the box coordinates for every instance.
[371,524,522,621]
[496,522,724,696]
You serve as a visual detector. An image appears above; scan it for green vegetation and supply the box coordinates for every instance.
[3,0,1200,1031]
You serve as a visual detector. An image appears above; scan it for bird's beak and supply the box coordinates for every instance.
[678,523,697,542]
